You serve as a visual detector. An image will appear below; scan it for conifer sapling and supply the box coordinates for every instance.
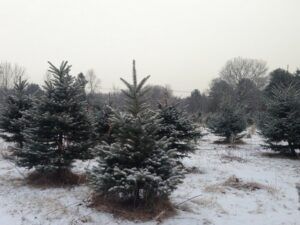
[89,60,183,206]
[0,77,32,148]
[259,83,300,157]
[16,61,93,175]
[207,104,247,143]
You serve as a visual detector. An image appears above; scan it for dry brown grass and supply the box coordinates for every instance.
[205,175,277,194]
[220,154,247,163]
[223,176,266,191]
[88,194,176,222]
[204,185,227,194]
[186,166,204,174]
[26,169,86,188]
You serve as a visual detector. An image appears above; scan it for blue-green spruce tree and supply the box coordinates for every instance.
[0,77,32,148]
[207,104,247,143]
[259,83,300,157]
[89,60,183,205]
[157,104,202,157]
[16,61,94,174]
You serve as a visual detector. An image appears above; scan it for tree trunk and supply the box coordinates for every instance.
[290,148,297,157]
[133,188,140,208]
[288,141,298,157]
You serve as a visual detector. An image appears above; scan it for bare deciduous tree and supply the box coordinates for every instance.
[220,57,268,89]
[0,62,26,89]
[0,62,26,106]
[86,69,101,94]
[44,70,52,83]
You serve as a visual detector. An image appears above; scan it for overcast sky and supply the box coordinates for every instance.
[0,0,299,96]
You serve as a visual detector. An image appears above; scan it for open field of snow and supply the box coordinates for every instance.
[0,132,299,225]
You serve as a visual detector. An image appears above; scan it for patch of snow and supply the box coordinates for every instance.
[0,132,299,225]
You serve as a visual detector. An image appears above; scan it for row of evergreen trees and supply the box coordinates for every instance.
[0,60,201,206]
[206,69,300,157]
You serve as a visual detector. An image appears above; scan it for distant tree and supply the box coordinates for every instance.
[89,60,183,206]
[0,62,26,106]
[235,78,263,117]
[0,62,26,90]
[0,77,32,148]
[144,84,177,109]
[264,68,299,97]
[208,79,235,112]
[295,69,300,77]
[86,69,101,94]
[186,89,206,114]
[207,104,247,143]
[220,57,268,89]
[259,83,300,157]
[26,83,44,97]
[16,61,94,174]
[90,104,113,144]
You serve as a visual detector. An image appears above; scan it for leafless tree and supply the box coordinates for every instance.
[0,62,26,106]
[0,62,26,89]
[86,69,101,94]
[144,85,176,108]
[44,70,52,83]
[220,57,268,89]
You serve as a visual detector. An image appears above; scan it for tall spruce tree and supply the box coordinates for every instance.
[157,104,202,157]
[259,83,300,157]
[16,61,93,174]
[89,60,183,205]
[0,77,32,148]
[207,104,247,143]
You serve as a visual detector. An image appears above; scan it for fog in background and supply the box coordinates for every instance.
[0,0,299,96]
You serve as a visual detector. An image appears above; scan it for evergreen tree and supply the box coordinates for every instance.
[208,79,235,112]
[264,69,295,97]
[259,83,300,157]
[0,77,32,148]
[91,104,113,144]
[26,83,44,97]
[157,104,202,157]
[207,104,247,143]
[89,60,183,205]
[16,61,93,174]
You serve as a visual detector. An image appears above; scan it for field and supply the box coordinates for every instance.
[0,131,299,225]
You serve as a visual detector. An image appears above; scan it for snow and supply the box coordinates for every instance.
[0,132,299,225]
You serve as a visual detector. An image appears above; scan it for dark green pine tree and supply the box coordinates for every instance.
[259,83,300,157]
[207,104,247,143]
[89,60,183,206]
[0,77,32,148]
[157,104,202,157]
[91,105,113,144]
[16,61,94,174]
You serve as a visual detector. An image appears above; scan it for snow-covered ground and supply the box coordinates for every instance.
[0,132,299,225]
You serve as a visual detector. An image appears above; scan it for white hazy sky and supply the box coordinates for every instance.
[0,0,300,96]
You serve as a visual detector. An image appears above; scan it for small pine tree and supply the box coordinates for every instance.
[259,83,300,157]
[157,104,202,157]
[207,104,247,143]
[89,60,183,206]
[16,61,94,174]
[0,77,32,148]
[91,104,113,144]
